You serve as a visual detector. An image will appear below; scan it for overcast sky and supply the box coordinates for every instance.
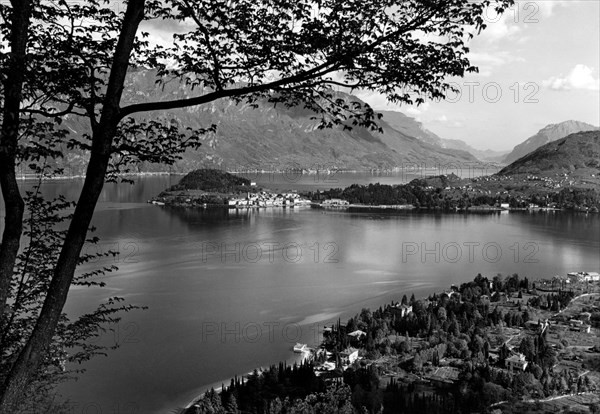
[357,0,600,151]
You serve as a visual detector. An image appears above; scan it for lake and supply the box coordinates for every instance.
[1,173,599,413]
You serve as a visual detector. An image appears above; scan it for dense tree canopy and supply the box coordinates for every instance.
[0,0,513,411]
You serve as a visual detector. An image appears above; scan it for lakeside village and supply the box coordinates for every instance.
[150,170,600,212]
[151,188,312,208]
[185,272,600,414]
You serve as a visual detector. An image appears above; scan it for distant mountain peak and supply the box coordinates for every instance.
[503,120,598,165]
[541,120,594,129]
[499,130,600,182]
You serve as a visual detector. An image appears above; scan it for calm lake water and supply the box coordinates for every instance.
[1,173,599,413]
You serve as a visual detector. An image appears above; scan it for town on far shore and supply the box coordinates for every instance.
[186,271,600,414]
[150,169,600,213]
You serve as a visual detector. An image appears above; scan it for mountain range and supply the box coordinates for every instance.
[122,71,482,172]
[33,70,599,176]
[378,110,508,162]
[55,71,484,175]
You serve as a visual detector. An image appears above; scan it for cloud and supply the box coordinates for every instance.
[353,91,391,110]
[467,51,525,77]
[536,1,568,17]
[478,7,520,42]
[543,65,600,91]
[428,115,463,128]
[404,102,430,117]
[476,1,568,43]
[468,51,524,66]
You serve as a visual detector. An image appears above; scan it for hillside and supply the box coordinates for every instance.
[408,173,462,188]
[379,110,508,162]
[167,169,251,192]
[499,130,600,183]
[502,120,598,164]
[42,70,483,176]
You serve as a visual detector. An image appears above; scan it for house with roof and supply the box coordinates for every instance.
[339,347,359,366]
[391,303,412,317]
[426,366,461,387]
[322,198,349,206]
[316,370,344,382]
[584,272,600,282]
[569,319,584,329]
[568,271,600,283]
[524,319,549,334]
[398,304,412,317]
[505,353,528,373]
[347,330,366,339]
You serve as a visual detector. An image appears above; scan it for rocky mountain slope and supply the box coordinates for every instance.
[51,70,482,176]
[379,110,508,162]
[499,130,600,182]
[502,120,598,164]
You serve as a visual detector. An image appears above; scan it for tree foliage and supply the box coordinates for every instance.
[0,0,512,410]
[0,172,144,411]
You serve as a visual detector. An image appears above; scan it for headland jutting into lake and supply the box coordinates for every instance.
[181,272,600,414]
[151,169,600,213]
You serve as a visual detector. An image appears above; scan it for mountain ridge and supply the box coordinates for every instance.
[378,110,508,162]
[498,130,600,185]
[53,70,483,175]
[502,120,599,164]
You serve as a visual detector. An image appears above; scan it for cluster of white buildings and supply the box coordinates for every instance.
[313,347,360,377]
[321,198,349,207]
[567,271,600,283]
[549,271,600,286]
[390,303,413,317]
[227,191,311,208]
[525,174,575,189]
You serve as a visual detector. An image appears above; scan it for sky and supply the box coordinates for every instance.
[356,0,600,151]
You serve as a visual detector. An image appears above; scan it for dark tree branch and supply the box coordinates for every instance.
[119,60,343,118]
[119,2,447,119]
[179,0,223,91]
[0,0,146,410]
[20,102,78,118]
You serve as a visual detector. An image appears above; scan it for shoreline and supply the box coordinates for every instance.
[15,171,185,181]
[180,350,312,413]
[15,165,500,182]
[151,200,595,214]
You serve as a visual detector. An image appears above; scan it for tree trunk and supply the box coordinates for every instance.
[0,0,32,334]
[0,0,145,410]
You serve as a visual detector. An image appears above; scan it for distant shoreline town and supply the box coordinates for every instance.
[150,169,600,213]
